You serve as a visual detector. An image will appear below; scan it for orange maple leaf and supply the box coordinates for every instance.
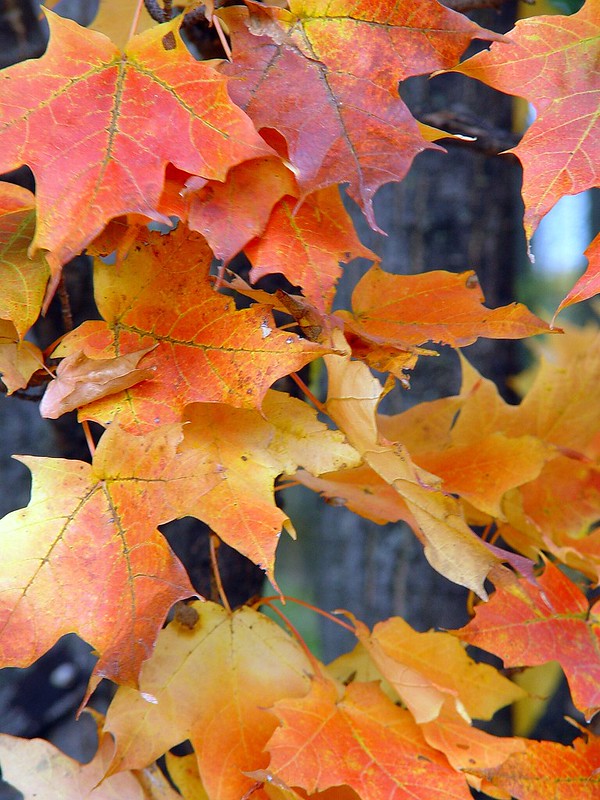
[105,601,313,800]
[480,734,600,800]
[51,226,329,431]
[179,390,359,580]
[0,10,270,270]
[0,423,219,686]
[267,678,473,800]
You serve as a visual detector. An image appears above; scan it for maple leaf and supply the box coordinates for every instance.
[0,10,271,270]
[266,678,473,800]
[52,226,329,431]
[220,0,501,228]
[480,735,600,800]
[323,333,503,598]
[553,234,600,321]
[454,561,600,721]
[0,183,48,338]
[165,752,210,800]
[350,615,525,724]
[0,732,182,800]
[0,423,220,686]
[0,319,44,394]
[337,265,552,353]
[40,347,156,418]
[179,390,359,580]
[296,463,417,525]
[105,601,313,800]
[179,157,298,264]
[454,0,600,241]
[245,187,376,313]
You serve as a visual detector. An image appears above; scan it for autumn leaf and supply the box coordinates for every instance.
[245,187,376,313]
[220,0,501,228]
[454,561,600,721]
[0,732,179,800]
[0,10,270,270]
[337,265,552,352]
[453,0,600,241]
[323,333,502,598]
[0,319,44,394]
[266,678,473,800]
[553,234,600,322]
[350,615,525,724]
[0,183,48,338]
[296,463,417,526]
[105,601,313,800]
[184,157,297,264]
[480,735,600,800]
[179,390,359,580]
[53,226,329,431]
[166,752,210,800]
[40,347,156,418]
[0,423,220,685]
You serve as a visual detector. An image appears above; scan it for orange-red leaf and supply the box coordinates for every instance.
[221,0,500,227]
[0,423,219,685]
[245,188,375,313]
[454,0,600,240]
[0,183,48,337]
[54,226,328,431]
[454,561,600,720]
[337,265,552,350]
[0,10,270,269]
[185,157,297,264]
[267,678,473,800]
[105,601,313,800]
[480,735,600,800]
[179,391,359,580]
[554,233,600,321]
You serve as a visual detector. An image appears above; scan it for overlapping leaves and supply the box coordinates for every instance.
[0,1,599,798]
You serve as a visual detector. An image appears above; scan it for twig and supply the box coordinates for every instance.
[57,275,74,333]
[82,420,96,457]
[143,0,164,23]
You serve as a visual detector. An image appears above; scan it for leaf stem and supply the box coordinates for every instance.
[209,532,231,612]
[289,371,327,415]
[128,0,145,42]
[82,420,96,458]
[259,595,356,634]
[260,599,324,675]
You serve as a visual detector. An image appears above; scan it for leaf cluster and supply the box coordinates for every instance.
[0,0,599,797]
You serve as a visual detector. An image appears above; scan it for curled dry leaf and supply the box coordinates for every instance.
[40,347,156,419]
